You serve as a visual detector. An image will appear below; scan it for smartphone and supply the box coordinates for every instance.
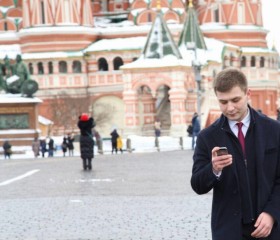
[217,147,228,156]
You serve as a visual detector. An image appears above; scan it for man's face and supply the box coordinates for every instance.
[216,86,250,122]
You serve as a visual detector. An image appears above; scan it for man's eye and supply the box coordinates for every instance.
[220,101,227,105]
[232,98,240,103]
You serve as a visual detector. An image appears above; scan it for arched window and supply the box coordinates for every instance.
[250,56,256,67]
[98,58,108,71]
[48,62,53,74]
[241,56,246,67]
[37,62,44,74]
[28,63,33,75]
[59,61,67,73]
[72,60,82,73]
[113,57,123,70]
[260,57,265,68]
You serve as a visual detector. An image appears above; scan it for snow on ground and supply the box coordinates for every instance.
[0,135,193,160]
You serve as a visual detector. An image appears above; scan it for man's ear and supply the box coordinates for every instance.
[246,88,251,97]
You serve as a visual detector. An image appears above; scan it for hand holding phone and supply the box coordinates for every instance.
[217,147,228,156]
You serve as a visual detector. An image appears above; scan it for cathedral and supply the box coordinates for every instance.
[0,0,278,138]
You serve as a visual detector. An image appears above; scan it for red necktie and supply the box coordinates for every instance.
[237,122,245,155]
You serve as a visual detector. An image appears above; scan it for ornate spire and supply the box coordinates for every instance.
[178,2,207,50]
[142,12,182,59]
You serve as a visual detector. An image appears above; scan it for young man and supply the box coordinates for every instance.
[190,68,280,240]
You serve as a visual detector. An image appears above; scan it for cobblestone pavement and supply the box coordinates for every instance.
[0,150,212,240]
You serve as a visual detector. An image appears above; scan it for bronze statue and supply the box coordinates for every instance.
[1,54,38,97]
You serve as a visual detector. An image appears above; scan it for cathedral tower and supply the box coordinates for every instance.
[20,0,97,53]
[197,0,267,47]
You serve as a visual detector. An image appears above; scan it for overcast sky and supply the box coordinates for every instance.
[262,0,280,51]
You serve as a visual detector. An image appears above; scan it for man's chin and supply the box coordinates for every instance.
[226,114,238,121]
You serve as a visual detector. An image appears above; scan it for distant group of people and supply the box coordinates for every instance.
[30,134,75,158]
[31,136,55,158]
[61,134,75,157]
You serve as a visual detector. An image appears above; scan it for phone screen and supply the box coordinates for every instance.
[217,147,228,156]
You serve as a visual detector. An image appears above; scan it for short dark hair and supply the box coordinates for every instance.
[213,67,248,94]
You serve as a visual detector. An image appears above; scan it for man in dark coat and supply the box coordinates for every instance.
[77,113,95,170]
[3,140,12,159]
[191,68,280,240]
[110,129,119,154]
[67,133,74,156]
[48,137,54,157]
[191,112,201,149]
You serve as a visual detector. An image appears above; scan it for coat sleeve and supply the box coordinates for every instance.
[262,137,280,226]
[190,133,219,194]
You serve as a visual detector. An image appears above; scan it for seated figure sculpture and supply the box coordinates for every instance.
[1,54,38,97]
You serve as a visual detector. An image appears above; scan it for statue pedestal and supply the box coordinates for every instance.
[0,94,42,147]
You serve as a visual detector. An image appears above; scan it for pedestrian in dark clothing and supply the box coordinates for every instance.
[191,112,200,149]
[110,129,119,154]
[40,138,47,157]
[77,113,95,170]
[191,67,280,240]
[154,119,161,137]
[67,133,74,156]
[61,137,68,157]
[3,140,12,159]
[48,137,54,157]
[187,124,193,137]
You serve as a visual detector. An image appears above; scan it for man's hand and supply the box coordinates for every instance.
[212,147,232,173]
[251,212,274,238]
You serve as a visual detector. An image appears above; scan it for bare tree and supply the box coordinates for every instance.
[90,102,114,128]
[47,92,113,135]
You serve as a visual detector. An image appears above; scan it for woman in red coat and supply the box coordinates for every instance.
[77,113,95,170]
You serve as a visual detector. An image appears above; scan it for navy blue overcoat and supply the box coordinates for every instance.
[191,107,280,240]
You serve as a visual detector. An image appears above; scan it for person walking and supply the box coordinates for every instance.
[154,119,161,137]
[77,113,95,170]
[61,137,68,157]
[67,133,74,156]
[186,124,193,137]
[40,138,47,158]
[48,137,54,157]
[190,67,280,240]
[32,137,40,158]
[2,140,12,159]
[110,129,119,154]
[191,112,200,150]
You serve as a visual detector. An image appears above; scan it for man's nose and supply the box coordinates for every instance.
[227,102,235,112]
